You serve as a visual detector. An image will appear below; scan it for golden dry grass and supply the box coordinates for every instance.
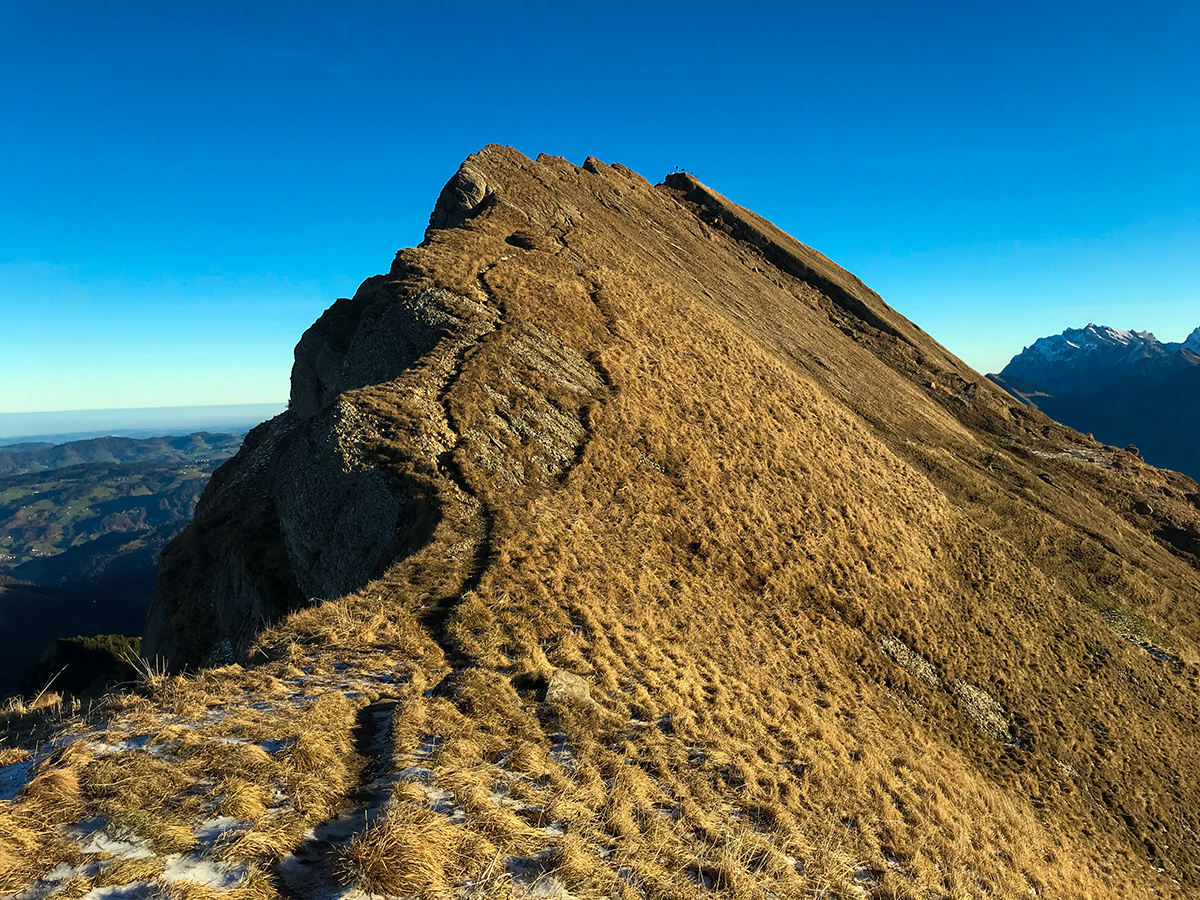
[338,800,467,895]
[316,149,1195,898]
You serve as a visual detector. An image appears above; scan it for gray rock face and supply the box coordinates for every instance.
[427,158,491,234]
[141,402,430,667]
[143,415,307,667]
[290,284,471,419]
[272,403,410,602]
[144,285,498,668]
[144,239,607,668]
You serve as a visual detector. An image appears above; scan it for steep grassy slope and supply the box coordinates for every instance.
[4,147,1200,900]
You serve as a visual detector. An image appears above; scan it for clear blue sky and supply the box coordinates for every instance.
[2,0,1197,414]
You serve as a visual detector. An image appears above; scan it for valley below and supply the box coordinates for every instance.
[0,433,243,696]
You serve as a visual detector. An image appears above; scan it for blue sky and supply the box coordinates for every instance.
[1,1,1196,414]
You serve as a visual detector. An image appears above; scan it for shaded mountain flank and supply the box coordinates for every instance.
[989,323,1200,481]
[4,147,1200,900]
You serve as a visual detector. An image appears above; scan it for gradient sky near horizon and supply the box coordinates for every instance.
[2,1,1197,414]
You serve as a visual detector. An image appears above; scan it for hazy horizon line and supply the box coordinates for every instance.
[0,402,288,443]
[0,401,287,417]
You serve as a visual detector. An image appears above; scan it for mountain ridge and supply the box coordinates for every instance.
[4,147,1200,899]
[998,322,1200,396]
[0,432,243,477]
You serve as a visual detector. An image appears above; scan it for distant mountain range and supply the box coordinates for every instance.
[989,324,1200,480]
[0,431,243,477]
[0,432,244,695]
[0,402,284,446]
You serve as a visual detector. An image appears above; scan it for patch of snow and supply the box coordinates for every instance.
[549,734,577,772]
[506,853,575,899]
[193,816,251,845]
[414,735,444,759]
[259,737,291,754]
[160,853,247,887]
[416,784,465,820]
[87,735,151,755]
[397,764,435,782]
[0,759,34,800]
[12,860,103,900]
[276,801,394,900]
[76,884,155,900]
[1084,324,1138,345]
[393,765,466,821]
[275,850,360,900]
[70,819,155,860]
[489,786,517,807]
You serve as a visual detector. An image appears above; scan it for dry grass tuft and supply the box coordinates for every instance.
[217,814,306,863]
[157,865,279,900]
[94,855,167,887]
[338,801,464,895]
[217,776,272,819]
[278,691,356,818]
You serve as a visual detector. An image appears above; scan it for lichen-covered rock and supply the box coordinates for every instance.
[545,668,593,710]
[427,157,491,233]
[142,401,431,666]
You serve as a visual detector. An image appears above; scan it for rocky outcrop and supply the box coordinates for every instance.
[289,283,481,419]
[426,158,492,234]
[144,284,497,667]
[144,246,607,668]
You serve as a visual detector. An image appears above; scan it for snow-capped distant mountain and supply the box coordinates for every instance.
[1000,323,1200,399]
[1185,326,1200,353]
[988,324,1200,480]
